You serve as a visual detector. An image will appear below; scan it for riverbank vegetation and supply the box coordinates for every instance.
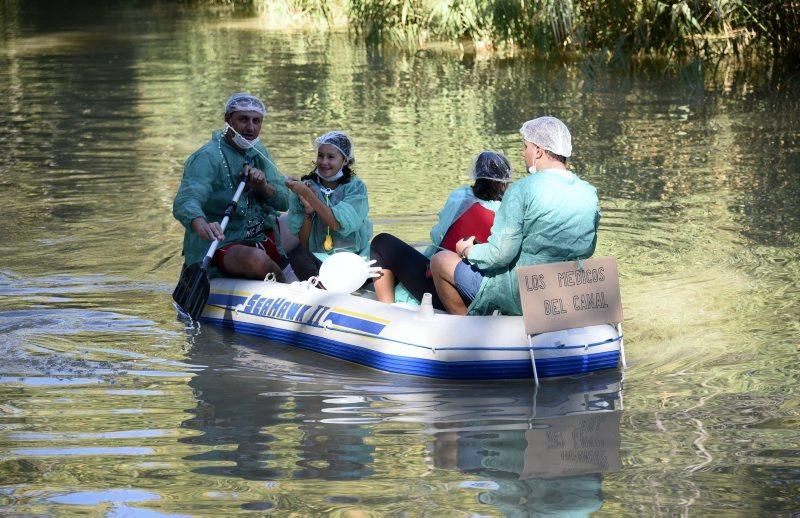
[204,0,798,66]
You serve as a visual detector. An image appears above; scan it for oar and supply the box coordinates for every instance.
[172,177,248,321]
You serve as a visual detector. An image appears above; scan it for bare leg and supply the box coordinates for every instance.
[288,247,322,281]
[373,269,396,303]
[370,232,444,307]
[430,251,468,315]
[222,245,285,282]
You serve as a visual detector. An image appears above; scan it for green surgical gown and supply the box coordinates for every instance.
[287,176,373,262]
[466,169,600,316]
[172,130,291,270]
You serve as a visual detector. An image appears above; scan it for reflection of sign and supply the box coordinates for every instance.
[521,411,622,479]
[516,257,623,335]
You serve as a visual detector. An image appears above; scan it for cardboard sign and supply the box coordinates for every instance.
[516,257,622,335]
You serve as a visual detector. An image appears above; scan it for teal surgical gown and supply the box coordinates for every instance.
[173,130,291,270]
[466,169,600,316]
[287,176,373,262]
[424,185,502,258]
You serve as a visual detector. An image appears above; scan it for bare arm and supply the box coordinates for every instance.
[286,179,340,231]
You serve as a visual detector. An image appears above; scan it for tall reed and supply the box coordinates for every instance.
[214,0,800,65]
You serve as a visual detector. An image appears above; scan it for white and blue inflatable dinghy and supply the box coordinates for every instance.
[200,276,623,381]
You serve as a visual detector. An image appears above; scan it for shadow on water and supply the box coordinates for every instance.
[180,324,623,513]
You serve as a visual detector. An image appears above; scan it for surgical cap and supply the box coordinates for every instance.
[470,150,512,182]
[520,116,572,158]
[225,92,267,116]
[315,131,355,164]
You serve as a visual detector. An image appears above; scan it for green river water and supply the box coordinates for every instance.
[1,2,799,515]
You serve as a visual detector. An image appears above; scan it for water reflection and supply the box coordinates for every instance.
[182,326,622,514]
[181,329,379,481]
[429,375,622,515]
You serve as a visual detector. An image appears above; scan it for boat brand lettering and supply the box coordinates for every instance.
[307,305,332,326]
[254,296,271,315]
[238,295,387,335]
[285,302,310,320]
[259,297,277,316]
[241,296,261,313]
[273,300,294,320]
[266,298,287,317]
[240,295,319,324]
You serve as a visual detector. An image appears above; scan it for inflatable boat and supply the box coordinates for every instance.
[199,277,624,381]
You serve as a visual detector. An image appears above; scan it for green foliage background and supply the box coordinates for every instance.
[215,0,798,65]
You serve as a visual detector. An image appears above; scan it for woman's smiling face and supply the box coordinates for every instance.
[316,143,347,178]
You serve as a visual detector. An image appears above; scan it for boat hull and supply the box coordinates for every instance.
[202,278,622,380]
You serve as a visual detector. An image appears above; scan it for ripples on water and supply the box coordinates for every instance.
[1,0,799,515]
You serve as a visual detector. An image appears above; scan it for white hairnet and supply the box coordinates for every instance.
[225,92,266,116]
[520,116,572,158]
[315,131,355,164]
[470,150,512,182]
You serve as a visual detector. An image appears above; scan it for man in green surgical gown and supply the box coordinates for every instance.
[173,93,291,280]
[430,116,600,316]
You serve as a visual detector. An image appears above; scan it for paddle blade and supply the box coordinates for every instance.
[172,262,210,321]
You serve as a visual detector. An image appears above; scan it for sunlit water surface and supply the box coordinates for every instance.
[1,2,799,515]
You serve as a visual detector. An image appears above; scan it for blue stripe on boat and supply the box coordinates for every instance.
[207,299,620,353]
[202,317,619,380]
[326,312,386,335]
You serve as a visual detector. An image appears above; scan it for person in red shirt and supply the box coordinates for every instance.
[370,151,512,310]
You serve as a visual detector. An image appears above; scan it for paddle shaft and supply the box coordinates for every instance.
[200,178,248,269]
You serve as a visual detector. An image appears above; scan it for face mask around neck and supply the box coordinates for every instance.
[316,168,344,182]
[225,123,260,150]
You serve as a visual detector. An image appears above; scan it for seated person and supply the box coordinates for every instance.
[285,131,373,281]
[430,116,600,316]
[370,151,512,310]
[172,92,290,280]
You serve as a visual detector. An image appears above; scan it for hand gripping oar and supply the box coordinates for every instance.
[172,178,248,321]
